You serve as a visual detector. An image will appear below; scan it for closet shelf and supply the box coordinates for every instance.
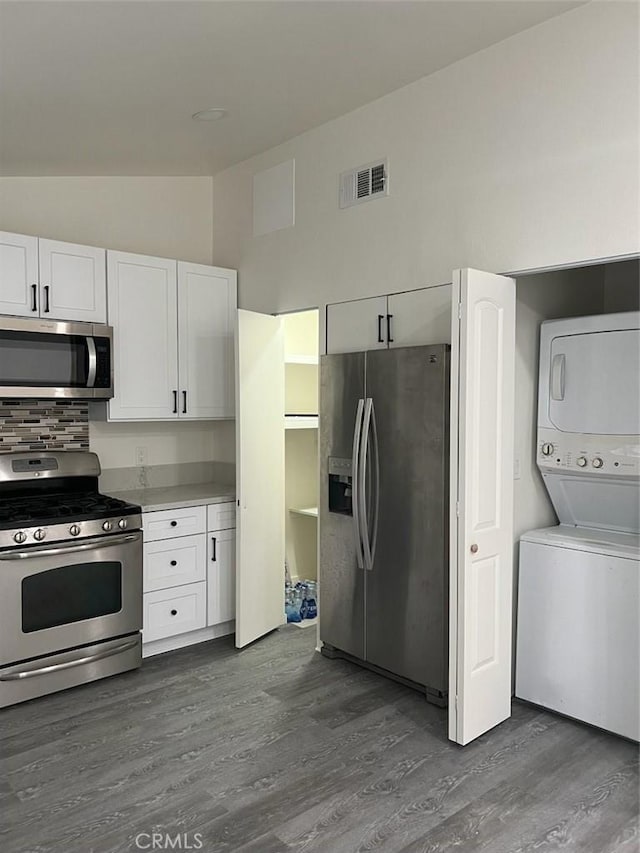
[289,506,318,518]
[285,354,319,365]
[285,415,318,429]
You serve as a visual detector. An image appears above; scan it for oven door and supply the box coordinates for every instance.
[0,531,142,666]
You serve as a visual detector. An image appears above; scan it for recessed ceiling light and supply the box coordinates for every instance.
[192,108,227,122]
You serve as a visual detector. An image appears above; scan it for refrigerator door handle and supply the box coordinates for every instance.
[359,397,379,572]
[351,398,366,569]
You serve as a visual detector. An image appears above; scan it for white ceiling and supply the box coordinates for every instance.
[0,1,584,177]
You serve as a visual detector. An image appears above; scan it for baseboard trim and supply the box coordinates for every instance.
[142,621,235,658]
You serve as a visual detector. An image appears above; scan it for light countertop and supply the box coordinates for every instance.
[107,482,235,513]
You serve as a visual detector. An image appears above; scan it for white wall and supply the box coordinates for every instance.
[0,176,234,471]
[0,176,214,263]
[211,2,639,315]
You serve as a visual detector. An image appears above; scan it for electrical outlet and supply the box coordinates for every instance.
[514,457,521,480]
[135,446,148,467]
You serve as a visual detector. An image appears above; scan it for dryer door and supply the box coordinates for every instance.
[548,329,639,434]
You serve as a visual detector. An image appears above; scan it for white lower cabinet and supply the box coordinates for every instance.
[207,528,236,626]
[142,500,236,655]
[143,583,207,643]
[143,534,207,592]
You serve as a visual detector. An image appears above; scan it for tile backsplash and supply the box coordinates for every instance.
[0,400,89,453]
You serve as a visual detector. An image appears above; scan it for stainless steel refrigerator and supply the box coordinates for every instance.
[319,344,449,704]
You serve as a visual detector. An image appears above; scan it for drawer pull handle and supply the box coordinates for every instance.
[211,536,217,561]
[170,560,177,566]
[170,521,178,527]
[170,609,178,616]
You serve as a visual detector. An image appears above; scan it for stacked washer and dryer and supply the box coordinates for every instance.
[516,311,640,741]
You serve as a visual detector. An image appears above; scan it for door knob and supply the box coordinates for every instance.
[470,544,478,554]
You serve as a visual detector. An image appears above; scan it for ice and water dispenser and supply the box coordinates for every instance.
[328,457,353,515]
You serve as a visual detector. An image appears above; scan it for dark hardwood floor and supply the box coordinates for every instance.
[1,626,638,853]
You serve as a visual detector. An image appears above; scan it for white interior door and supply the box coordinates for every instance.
[236,309,285,648]
[449,268,516,745]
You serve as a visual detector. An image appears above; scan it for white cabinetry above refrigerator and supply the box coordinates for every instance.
[326,284,451,354]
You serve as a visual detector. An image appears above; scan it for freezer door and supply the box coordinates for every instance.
[364,345,449,692]
[319,352,366,659]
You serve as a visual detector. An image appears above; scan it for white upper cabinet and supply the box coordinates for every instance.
[107,252,237,421]
[38,239,106,323]
[326,295,388,354]
[0,232,39,318]
[326,286,453,353]
[0,232,106,323]
[387,285,452,348]
[107,251,179,420]
[178,262,237,419]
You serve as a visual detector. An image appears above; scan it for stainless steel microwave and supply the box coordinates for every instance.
[0,316,113,399]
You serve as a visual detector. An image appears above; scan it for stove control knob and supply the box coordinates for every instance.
[69,524,81,537]
[14,531,27,544]
[592,457,604,468]
[33,528,46,541]
[118,518,128,530]
[576,456,588,468]
[102,520,113,532]
[541,442,554,457]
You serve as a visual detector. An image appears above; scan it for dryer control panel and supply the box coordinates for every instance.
[537,429,640,477]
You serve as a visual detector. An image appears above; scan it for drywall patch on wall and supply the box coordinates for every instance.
[253,160,295,237]
[0,400,89,453]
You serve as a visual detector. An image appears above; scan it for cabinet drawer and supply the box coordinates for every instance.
[207,501,236,531]
[143,582,206,643]
[144,534,206,592]
[143,505,206,541]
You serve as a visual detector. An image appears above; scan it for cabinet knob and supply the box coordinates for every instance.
[470,543,479,554]
[170,560,177,567]
[170,520,178,527]
[170,609,178,616]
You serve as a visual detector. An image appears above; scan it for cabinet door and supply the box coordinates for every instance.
[178,262,237,419]
[326,296,388,354]
[38,239,106,323]
[387,285,452,348]
[0,231,38,318]
[107,251,178,420]
[207,528,236,626]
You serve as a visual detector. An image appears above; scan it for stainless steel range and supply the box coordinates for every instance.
[0,451,142,707]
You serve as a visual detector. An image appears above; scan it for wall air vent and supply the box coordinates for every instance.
[339,159,388,209]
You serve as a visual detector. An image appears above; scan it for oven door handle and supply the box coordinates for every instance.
[0,637,139,681]
[0,533,141,560]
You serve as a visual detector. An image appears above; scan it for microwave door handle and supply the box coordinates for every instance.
[86,336,97,387]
